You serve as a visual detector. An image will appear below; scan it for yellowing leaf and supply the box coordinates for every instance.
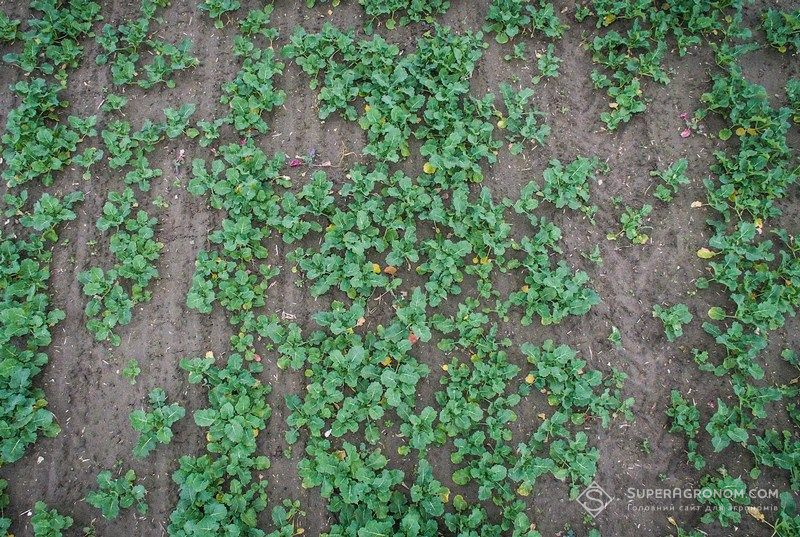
[525,374,535,384]
[423,162,437,174]
[691,201,703,208]
[735,127,746,136]
[696,247,717,259]
[381,356,393,366]
[372,263,381,274]
[708,306,726,320]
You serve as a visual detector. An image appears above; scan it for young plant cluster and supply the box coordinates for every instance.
[172,13,310,536]
[505,219,600,326]
[0,191,83,466]
[484,0,566,44]
[2,80,98,188]
[277,310,444,534]
[762,8,800,53]
[516,156,607,221]
[652,303,693,342]
[0,3,110,529]
[78,188,163,346]
[102,103,195,191]
[222,6,286,135]
[170,18,642,534]
[12,0,800,534]
[185,141,287,325]
[31,501,73,537]
[198,0,241,28]
[96,0,198,88]
[497,83,550,155]
[187,157,626,535]
[2,0,101,81]
[129,388,186,458]
[651,158,689,203]
[530,43,562,82]
[666,390,705,470]
[306,0,451,27]
[184,70,625,533]
[169,352,282,536]
[284,24,503,182]
[607,203,652,245]
[578,0,751,129]
[275,246,616,535]
[665,23,800,535]
[423,324,631,534]
[75,101,197,345]
[697,468,750,527]
[86,469,148,520]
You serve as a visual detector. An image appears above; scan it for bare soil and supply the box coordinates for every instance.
[1,1,798,536]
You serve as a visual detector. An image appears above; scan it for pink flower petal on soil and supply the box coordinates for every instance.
[289,158,303,167]
[680,128,691,138]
